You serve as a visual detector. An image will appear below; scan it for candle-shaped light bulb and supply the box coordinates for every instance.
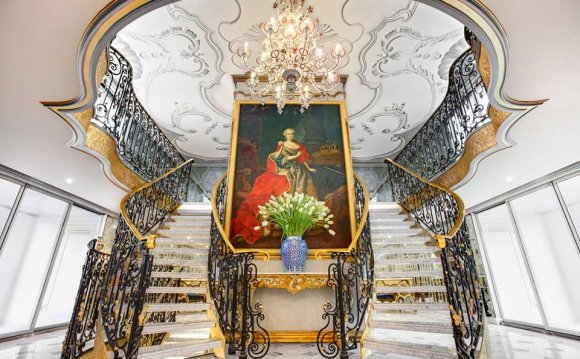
[304,86,310,98]
[335,43,343,54]
[287,24,296,37]
[270,16,276,28]
[315,48,323,58]
[243,41,249,53]
[251,72,256,80]
[328,72,335,82]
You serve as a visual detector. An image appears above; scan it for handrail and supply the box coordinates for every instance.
[394,48,490,182]
[385,157,465,247]
[385,157,485,358]
[120,158,195,243]
[92,46,184,181]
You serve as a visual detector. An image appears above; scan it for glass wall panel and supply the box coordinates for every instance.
[0,189,68,336]
[557,174,580,242]
[477,205,543,325]
[0,178,21,240]
[35,207,103,328]
[511,187,580,334]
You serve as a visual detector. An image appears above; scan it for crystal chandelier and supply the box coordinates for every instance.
[237,0,345,114]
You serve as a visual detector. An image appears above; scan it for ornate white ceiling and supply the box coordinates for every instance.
[113,0,468,162]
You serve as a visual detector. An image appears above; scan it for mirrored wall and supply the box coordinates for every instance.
[472,173,580,336]
[0,175,110,338]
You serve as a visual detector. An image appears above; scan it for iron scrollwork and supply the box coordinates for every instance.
[395,48,490,181]
[387,159,484,358]
[93,46,184,181]
[209,177,270,359]
[61,239,110,359]
[317,178,374,359]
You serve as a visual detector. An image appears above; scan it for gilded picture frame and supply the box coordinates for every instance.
[224,100,357,256]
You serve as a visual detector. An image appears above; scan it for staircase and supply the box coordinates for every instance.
[362,202,457,358]
[132,203,222,359]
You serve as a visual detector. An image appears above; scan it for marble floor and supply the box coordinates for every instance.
[1,324,579,358]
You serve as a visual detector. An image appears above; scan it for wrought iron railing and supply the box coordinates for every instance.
[395,48,490,181]
[209,176,270,359]
[386,158,484,358]
[61,239,110,359]
[100,159,193,358]
[316,177,373,359]
[92,46,184,181]
[61,160,194,359]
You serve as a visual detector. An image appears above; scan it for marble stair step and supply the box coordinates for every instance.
[369,319,454,334]
[150,271,207,280]
[152,258,207,267]
[146,286,207,295]
[157,229,210,236]
[168,215,211,223]
[372,228,424,237]
[175,208,212,216]
[155,237,209,247]
[164,220,211,226]
[374,270,443,279]
[375,257,441,266]
[375,285,447,295]
[145,303,210,313]
[137,339,221,359]
[371,222,414,231]
[141,320,214,335]
[369,203,401,210]
[369,213,409,222]
[363,339,456,359]
[373,302,450,312]
[150,247,207,256]
[372,236,432,245]
[374,246,439,256]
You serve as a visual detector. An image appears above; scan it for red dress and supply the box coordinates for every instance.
[231,142,314,244]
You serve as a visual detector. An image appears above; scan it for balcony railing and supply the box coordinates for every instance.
[92,46,184,181]
[386,158,485,358]
[395,48,490,181]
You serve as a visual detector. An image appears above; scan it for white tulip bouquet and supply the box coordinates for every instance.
[254,192,335,239]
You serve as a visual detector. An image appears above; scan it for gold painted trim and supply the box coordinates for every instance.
[255,274,328,294]
[386,158,465,245]
[86,124,147,190]
[432,46,513,188]
[221,100,359,258]
[268,330,331,343]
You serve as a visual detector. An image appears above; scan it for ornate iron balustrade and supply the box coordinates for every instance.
[209,176,270,359]
[317,177,373,359]
[395,48,490,181]
[93,46,184,181]
[100,159,194,358]
[62,160,194,358]
[386,158,484,358]
[61,239,110,359]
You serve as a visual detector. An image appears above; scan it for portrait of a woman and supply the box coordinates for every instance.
[232,128,318,244]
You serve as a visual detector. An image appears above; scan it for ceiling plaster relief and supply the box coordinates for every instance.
[113,0,468,162]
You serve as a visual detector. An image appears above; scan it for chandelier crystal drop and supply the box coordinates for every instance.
[237,0,346,114]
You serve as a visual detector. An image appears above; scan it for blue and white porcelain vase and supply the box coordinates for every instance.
[280,236,307,272]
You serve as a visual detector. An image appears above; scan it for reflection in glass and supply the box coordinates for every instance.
[0,178,21,240]
[557,175,580,243]
[35,207,103,328]
[511,187,580,334]
[477,205,543,325]
[0,189,68,335]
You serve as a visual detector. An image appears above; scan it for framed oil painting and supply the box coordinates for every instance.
[225,101,356,253]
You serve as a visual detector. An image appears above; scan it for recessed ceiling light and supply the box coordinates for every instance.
[505,176,513,183]
[65,178,74,184]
